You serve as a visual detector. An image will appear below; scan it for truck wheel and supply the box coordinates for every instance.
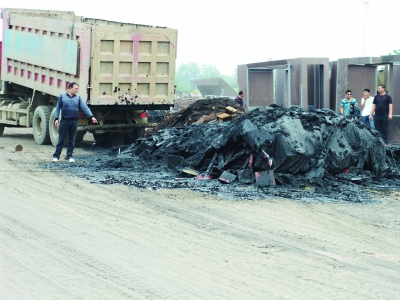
[124,131,135,144]
[0,124,4,137]
[93,133,108,146]
[49,108,85,147]
[75,131,86,146]
[49,107,59,147]
[111,133,125,146]
[135,128,145,139]
[124,128,144,144]
[33,106,52,145]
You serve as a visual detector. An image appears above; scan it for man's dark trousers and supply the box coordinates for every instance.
[53,118,78,159]
[374,115,389,144]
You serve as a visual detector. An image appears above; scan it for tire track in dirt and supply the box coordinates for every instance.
[1,157,272,298]
[1,165,296,298]
[0,205,149,299]
[0,182,394,298]
[1,135,400,299]
[141,190,400,297]
[0,157,312,298]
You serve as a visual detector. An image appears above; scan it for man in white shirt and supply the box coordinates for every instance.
[360,88,375,130]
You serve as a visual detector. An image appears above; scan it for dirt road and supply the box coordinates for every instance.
[1,128,400,299]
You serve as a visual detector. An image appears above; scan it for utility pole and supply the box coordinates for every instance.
[363,1,370,56]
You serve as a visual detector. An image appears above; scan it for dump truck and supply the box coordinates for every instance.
[0,8,177,145]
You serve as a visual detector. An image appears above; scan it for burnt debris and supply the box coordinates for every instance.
[41,104,400,203]
[81,104,400,203]
[134,105,395,180]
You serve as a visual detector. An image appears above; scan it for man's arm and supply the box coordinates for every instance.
[361,98,365,109]
[54,95,63,127]
[78,97,93,117]
[340,106,344,114]
[78,97,98,123]
[54,95,62,119]
[388,95,393,120]
[369,104,376,120]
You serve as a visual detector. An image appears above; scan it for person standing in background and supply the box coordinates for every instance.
[360,88,375,129]
[235,91,245,108]
[369,85,393,146]
[340,90,358,116]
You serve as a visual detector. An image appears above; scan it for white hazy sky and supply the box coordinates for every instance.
[1,0,399,74]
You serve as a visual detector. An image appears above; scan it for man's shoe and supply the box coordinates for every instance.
[52,158,59,162]
[68,157,75,163]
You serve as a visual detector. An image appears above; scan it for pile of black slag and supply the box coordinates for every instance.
[92,105,400,203]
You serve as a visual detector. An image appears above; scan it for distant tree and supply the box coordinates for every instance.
[175,62,201,91]
[388,49,400,55]
[199,64,220,78]
[175,63,221,92]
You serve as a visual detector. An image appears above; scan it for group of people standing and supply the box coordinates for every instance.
[340,85,393,146]
[236,86,393,147]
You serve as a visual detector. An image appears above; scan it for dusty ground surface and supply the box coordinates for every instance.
[1,127,400,300]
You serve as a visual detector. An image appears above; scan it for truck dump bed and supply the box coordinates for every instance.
[192,77,237,98]
[1,8,177,108]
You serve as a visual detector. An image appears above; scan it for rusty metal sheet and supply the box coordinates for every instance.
[248,70,273,107]
[392,65,400,115]
[239,58,330,110]
[388,117,400,143]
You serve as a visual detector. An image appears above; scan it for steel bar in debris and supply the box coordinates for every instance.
[196,153,218,180]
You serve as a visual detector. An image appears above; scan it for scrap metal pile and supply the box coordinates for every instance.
[122,105,399,186]
[145,97,244,136]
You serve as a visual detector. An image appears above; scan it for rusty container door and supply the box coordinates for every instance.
[248,70,274,107]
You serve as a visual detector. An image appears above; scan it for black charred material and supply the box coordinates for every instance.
[134,105,396,180]
[59,105,400,203]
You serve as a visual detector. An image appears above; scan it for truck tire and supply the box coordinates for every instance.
[111,133,125,146]
[93,132,124,146]
[135,128,145,139]
[49,108,85,147]
[124,131,135,144]
[49,107,59,147]
[0,124,4,137]
[75,131,86,146]
[33,106,52,145]
[124,128,144,144]
[93,133,108,146]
